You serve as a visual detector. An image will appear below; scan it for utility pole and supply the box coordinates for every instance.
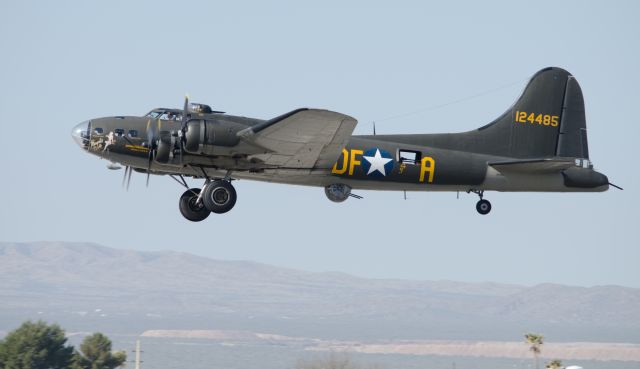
[133,340,142,369]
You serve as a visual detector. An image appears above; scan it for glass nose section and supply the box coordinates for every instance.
[71,120,91,149]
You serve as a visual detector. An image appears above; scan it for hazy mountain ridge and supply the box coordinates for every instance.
[1,242,639,341]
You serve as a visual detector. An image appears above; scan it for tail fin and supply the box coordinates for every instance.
[473,67,589,159]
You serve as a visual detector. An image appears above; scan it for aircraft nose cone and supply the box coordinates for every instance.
[71,120,91,149]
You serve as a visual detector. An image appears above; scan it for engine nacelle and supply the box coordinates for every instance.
[324,183,352,203]
[183,119,241,155]
[154,132,173,164]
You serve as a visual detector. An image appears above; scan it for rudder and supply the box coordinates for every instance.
[556,74,589,159]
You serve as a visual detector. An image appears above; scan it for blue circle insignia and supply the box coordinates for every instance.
[361,148,395,177]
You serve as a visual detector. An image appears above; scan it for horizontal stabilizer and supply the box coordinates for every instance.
[489,158,575,173]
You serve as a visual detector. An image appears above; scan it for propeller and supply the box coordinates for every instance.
[145,118,160,187]
[177,94,190,163]
[144,96,191,186]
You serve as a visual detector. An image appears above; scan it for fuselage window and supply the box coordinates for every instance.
[128,129,138,138]
[114,129,125,137]
[93,127,104,135]
[399,150,421,164]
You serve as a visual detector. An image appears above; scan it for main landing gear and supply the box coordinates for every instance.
[175,175,238,222]
[179,188,210,222]
[202,180,237,214]
[469,190,491,215]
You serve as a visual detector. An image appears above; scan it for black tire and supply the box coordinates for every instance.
[476,199,492,215]
[202,180,237,214]
[179,188,210,222]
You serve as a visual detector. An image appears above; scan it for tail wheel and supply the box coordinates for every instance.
[476,199,492,215]
[179,188,210,222]
[203,180,237,214]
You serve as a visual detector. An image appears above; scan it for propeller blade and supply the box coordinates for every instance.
[180,94,190,134]
[146,147,154,187]
[126,165,133,191]
[179,94,190,164]
[146,119,153,145]
[146,164,151,187]
[145,118,161,187]
[183,94,190,117]
[122,166,129,188]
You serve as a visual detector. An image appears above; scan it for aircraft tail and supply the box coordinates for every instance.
[472,67,589,159]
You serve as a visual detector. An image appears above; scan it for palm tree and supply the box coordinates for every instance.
[546,359,563,369]
[524,333,544,369]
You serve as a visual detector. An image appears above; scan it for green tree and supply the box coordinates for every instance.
[546,359,563,369]
[0,320,74,369]
[72,333,126,369]
[524,333,544,369]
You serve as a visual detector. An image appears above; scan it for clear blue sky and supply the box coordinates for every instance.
[1,0,638,287]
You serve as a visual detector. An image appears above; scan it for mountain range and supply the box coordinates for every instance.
[1,241,638,342]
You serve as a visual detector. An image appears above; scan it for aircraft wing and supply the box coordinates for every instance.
[236,108,358,169]
[489,158,576,173]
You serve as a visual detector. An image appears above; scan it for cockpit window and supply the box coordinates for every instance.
[160,112,181,121]
[145,109,182,121]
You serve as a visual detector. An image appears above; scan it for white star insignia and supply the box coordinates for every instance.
[363,149,393,176]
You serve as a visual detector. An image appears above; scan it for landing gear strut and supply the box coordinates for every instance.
[469,190,491,215]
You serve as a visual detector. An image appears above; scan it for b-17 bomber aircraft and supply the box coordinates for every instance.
[72,67,617,221]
